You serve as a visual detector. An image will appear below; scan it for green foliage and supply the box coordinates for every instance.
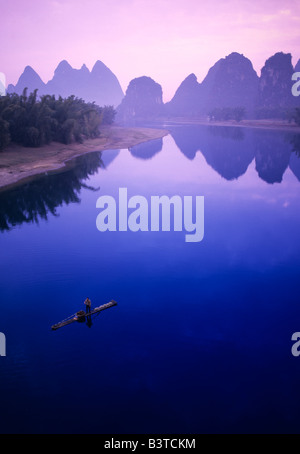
[0,89,116,150]
[292,108,300,126]
[100,105,116,125]
[232,107,246,123]
[290,134,300,156]
[208,107,246,123]
[0,118,10,150]
[255,107,288,120]
[284,108,300,126]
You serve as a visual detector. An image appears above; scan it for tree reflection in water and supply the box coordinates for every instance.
[0,152,104,232]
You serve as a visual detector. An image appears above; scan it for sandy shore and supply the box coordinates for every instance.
[0,126,168,192]
[163,117,300,132]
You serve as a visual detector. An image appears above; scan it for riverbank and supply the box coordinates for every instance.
[0,126,168,192]
[162,117,300,132]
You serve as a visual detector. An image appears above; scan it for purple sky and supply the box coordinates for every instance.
[1,0,300,101]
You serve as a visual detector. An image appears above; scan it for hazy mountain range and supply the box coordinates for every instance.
[7,52,300,120]
[118,52,300,122]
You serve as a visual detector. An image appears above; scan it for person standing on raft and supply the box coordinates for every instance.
[84,298,92,314]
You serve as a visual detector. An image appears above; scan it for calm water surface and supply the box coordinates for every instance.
[1,124,300,434]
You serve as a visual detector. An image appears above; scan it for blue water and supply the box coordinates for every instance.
[1,124,300,434]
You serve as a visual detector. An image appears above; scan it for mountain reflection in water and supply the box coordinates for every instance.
[169,124,300,183]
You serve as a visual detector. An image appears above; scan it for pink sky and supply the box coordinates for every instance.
[1,0,300,101]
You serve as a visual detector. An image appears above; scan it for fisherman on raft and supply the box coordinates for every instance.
[84,297,92,313]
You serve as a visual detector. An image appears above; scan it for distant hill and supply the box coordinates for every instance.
[256,52,297,117]
[164,73,201,117]
[116,76,163,124]
[200,52,259,116]
[7,60,124,108]
[165,51,300,120]
[7,66,45,96]
[166,53,259,118]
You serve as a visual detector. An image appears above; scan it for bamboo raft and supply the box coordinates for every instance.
[51,300,117,331]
